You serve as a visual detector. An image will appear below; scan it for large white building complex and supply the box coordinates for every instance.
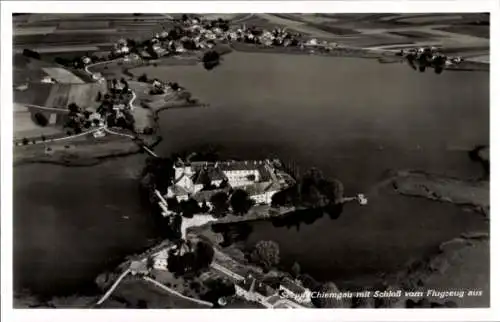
[166,159,289,208]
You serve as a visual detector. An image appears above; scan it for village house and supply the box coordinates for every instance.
[235,275,274,308]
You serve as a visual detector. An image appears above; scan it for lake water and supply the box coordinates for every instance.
[13,156,161,296]
[143,52,489,287]
[14,52,489,296]
[139,52,489,192]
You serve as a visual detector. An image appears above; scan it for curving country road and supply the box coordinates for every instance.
[96,268,131,306]
[142,276,214,307]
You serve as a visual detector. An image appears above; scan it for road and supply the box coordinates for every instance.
[210,262,245,281]
[142,276,214,307]
[17,59,151,151]
[96,268,131,305]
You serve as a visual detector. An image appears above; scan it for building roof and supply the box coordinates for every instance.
[191,189,223,203]
[241,181,279,196]
[237,277,256,292]
[191,167,226,184]
[280,278,308,295]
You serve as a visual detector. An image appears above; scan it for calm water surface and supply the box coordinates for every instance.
[13,156,159,295]
[144,52,489,286]
[14,52,489,295]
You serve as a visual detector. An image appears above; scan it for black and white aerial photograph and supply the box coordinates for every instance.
[4,3,494,315]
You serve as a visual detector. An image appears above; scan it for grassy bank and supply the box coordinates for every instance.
[389,170,489,217]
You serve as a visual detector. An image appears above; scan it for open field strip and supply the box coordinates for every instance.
[14,45,103,54]
[14,26,57,36]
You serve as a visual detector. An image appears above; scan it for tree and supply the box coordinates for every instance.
[22,48,41,60]
[33,112,48,127]
[68,102,80,113]
[250,240,280,271]
[210,191,229,217]
[22,138,29,145]
[138,73,148,82]
[201,278,236,306]
[193,241,214,271]
[291,262,301,278]
[83,120,92,129]
[146,256,155,271]
[41,135,46,142]
[170,82,180,91]
[180,198,201,218]
[230,189,254,215]
[202,50,221,70]
[143,127,154,135]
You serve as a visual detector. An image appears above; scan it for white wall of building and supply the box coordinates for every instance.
[223,169,260,187]
[250,191,277,205]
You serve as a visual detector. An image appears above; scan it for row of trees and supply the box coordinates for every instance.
[164,188,255,219]
[211,189,255,217]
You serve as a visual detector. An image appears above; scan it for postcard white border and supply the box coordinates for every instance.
[1,1,498,322]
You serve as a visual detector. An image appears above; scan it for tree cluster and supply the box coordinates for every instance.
[166,197,209,218]
[22,49,41,60]
[249,240,280,271]
[202,50,221,70]
[209,189,255,218]
[271,168,344,212]
[200,278,236,306]
[142,156,175,193]
[64,102,92,134]
[167,241,215,276]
